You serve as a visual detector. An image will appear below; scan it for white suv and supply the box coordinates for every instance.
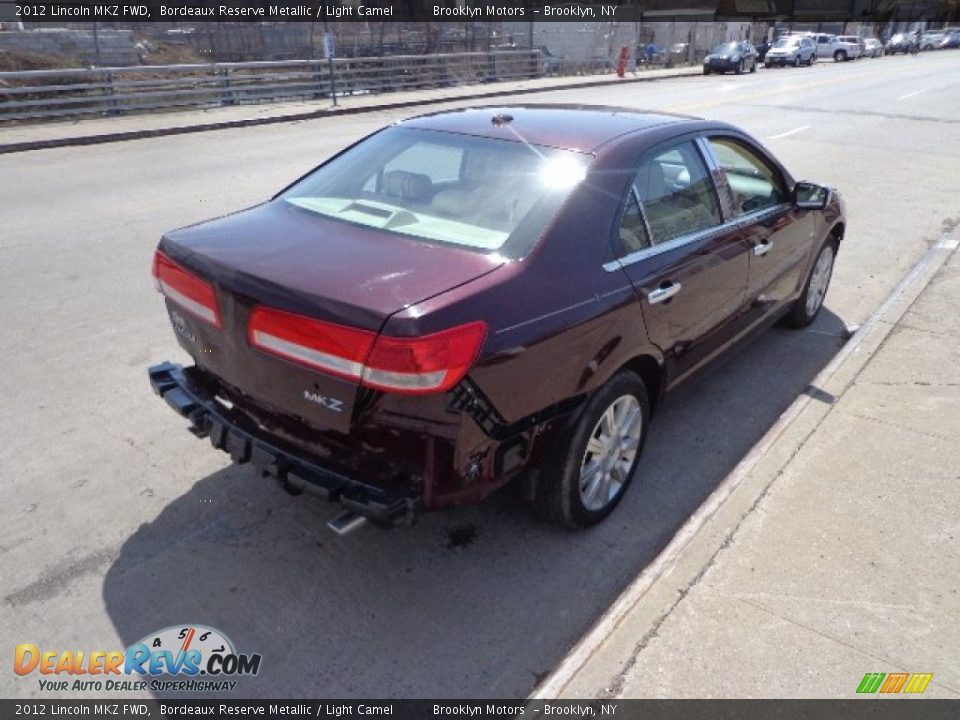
[812,33,861,61]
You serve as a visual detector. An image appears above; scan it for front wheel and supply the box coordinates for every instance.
[794,55,801,67]
[534,371,650,528]
[784,240,837,328]
[735,60,744,75]
[750,60,757,72]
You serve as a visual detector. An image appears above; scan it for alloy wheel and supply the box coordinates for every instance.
[579,395,642,512]
[805,245,835,317]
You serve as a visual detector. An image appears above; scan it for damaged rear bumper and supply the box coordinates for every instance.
[148,362,418,528]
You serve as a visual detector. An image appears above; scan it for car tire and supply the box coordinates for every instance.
[784,238,838,328]
[750,60,757,72]
[534,371,650,528]
[736,60,744,74]
[834,50,847,61]
[794,55,801,67]
[703,67,711,75]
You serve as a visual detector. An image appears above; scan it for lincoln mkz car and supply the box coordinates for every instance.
[149,106,845,532]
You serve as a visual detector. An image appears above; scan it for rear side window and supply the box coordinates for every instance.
[632,140,722,245]
[618,190,651,255]
[707,137,786,215]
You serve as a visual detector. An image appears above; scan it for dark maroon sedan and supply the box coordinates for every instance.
[149,105,844,531]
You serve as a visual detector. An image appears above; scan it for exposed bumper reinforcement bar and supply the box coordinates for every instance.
[148,362,417,529]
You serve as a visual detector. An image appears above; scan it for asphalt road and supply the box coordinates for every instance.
[2,51,959,699]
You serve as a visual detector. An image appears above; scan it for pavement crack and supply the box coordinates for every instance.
[3,548,118,607]
[725,594,960,696]
[596,414,823,699]
[848,412,960,447]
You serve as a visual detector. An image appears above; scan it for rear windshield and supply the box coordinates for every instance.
[774,38,799,47]
[280,126,591,257]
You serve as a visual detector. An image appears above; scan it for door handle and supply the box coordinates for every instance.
[754,239,773,256]
[647,282,682,304]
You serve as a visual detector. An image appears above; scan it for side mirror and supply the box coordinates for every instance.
[793,181,830,210]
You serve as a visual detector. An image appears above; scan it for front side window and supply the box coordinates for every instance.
[282,127,590,256]
[706,137,786,215]
[632,141,722,245]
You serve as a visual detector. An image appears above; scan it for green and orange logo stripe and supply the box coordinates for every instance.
[857,672,933,694]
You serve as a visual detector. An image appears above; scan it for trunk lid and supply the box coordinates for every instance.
[159,201,503,433]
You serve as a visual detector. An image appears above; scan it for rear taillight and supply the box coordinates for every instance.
[247,308,376,383]
[362,322,487,395]
[247,307,486,396]
[152,251,222,328]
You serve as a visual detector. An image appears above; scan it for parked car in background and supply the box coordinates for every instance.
[703,41,758,74]
[837,36,866,58]
[765,36,816,67]
[920,31,945,50]
[863,38,884,57]
[813,33,860,61]
[939,30,960,49]
[885,33,915,54]
[148,105,845,531]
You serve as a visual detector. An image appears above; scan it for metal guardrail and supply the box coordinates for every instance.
[0,50,543,123]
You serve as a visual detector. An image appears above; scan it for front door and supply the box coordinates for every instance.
[612,138,751,386]
[703,135,817,314]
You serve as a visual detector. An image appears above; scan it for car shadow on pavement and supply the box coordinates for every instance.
[103,309,847,699]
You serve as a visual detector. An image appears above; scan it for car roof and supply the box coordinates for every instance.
[399,104,699,153]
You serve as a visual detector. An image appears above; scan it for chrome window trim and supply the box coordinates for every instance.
[736,202,791,227]
[603,217,738,272]
[603,203,790,273]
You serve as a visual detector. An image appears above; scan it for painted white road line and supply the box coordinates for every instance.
[529,229,959,701]
[898,89,926,100]
[768,125,811,140]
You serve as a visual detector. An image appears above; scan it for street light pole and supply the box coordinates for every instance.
[323,2,337,106]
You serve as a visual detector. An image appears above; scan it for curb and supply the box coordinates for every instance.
[0,69,700,155]
[529,227,960,700]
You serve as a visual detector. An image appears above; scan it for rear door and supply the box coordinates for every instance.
[610,137,751,386]
[702,134,816,315]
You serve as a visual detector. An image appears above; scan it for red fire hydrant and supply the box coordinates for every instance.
[616,46,629,78]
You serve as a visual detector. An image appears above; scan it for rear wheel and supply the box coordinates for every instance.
[834,50,847,61]
[784,239,837,328]
[535,371,650,528]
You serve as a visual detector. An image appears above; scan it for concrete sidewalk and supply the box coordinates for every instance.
[541,232,960,699]
[0,66,701,152]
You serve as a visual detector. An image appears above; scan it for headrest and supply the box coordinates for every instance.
[382,170,432,202]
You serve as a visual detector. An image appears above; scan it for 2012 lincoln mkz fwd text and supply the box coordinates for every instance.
[149,105,844,532]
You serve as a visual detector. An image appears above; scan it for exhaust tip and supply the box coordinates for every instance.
[327,511,368,536]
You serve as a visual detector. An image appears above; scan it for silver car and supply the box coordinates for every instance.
[863,38,884,57]
[765,36,816,67]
